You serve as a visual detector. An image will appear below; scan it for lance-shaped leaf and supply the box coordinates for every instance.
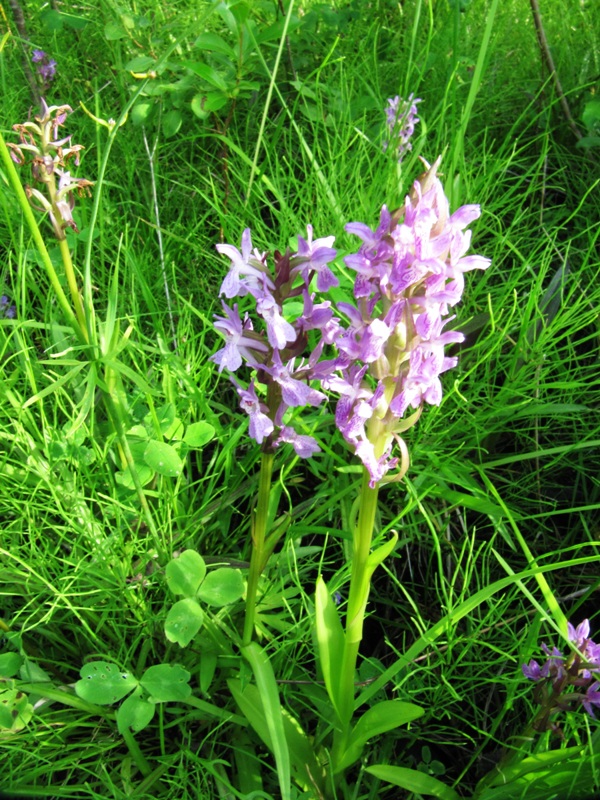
[365,765,460,800]
[314,576,345,721]
[336,699,424,773]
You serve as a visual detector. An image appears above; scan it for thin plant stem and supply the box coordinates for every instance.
[57,236,88,338]
[242,451,275,646]
[142,126,177,350]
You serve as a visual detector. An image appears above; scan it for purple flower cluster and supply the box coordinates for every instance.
[325,157,490,486]
[32,49,57,86]
[211,226,339,458]
[522,620,600,721]
[383,94,421,163]
[212,158,489,482]
[8,100,92,240]
[0,296,16,319]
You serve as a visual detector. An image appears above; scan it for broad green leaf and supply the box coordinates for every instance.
[582,99,600,129]
[365,765,460,800]
[63,13,88,30]
[482,745,584,788]
[117,692,155,733]
[365,532,398,582]
[115,462,154,490]
[131,103,154,126]
[140,664,191,702]
[0,689,33,732]
[166,549,206,596]
[164,598,204,647]
[19,658,51,682]
[40,9,63,30]
[125,55,156,72]
[144,403,175,435]
[104,21,127,40]
[194,32,236,59]
[75,662,137,705]
[184,421,215,448]
[314,576,345,719]
[143,440,183,477]
[0,653,23,678]
[200,649,217,694]
[241,643,290,800]
[197,568,244,607]
[191,92,228,118]
[127,424,148,439]
[337,700,424,772]
[182,61,230,92]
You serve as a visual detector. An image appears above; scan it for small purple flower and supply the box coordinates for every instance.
[211,301,269,372]
[256,293,297,350]
[293,225,338,292]
[0,296,16,319]
[217,229,274,300]
[522,660,544,682]
[265,351,326,409]
[581,682,600,718]
[275,426,320,458]
[32,49,57,85]
[522,619,600,725]
[232,379,274,444]
[383,94,421,163]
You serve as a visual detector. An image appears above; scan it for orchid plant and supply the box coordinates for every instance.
[213,121,491,792]
[0,99,164,553]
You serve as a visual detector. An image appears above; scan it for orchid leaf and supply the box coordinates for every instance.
[365,765,460,800]
[314,576,345,720]
[336,700,424,773]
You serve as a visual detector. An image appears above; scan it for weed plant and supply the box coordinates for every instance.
[1,0,600,799]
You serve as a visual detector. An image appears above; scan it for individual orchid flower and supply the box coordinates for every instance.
[293,224,339,291]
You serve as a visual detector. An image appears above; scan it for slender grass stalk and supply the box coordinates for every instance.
[242,452,275,646]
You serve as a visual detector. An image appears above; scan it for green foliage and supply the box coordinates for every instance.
[164,550,244,646]
[74,660,192,733]
[2,0,600,797]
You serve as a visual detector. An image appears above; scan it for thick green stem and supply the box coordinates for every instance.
[332,469,380,763]
[242,452,275,646]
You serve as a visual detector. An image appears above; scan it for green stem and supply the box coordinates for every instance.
[242,452,275,646]
[57,227,88,338]
[121,727,153,777]
[333,468,380,755]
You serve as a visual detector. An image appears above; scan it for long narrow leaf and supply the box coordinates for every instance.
[366,765,460,800]
[241,642,290,800]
